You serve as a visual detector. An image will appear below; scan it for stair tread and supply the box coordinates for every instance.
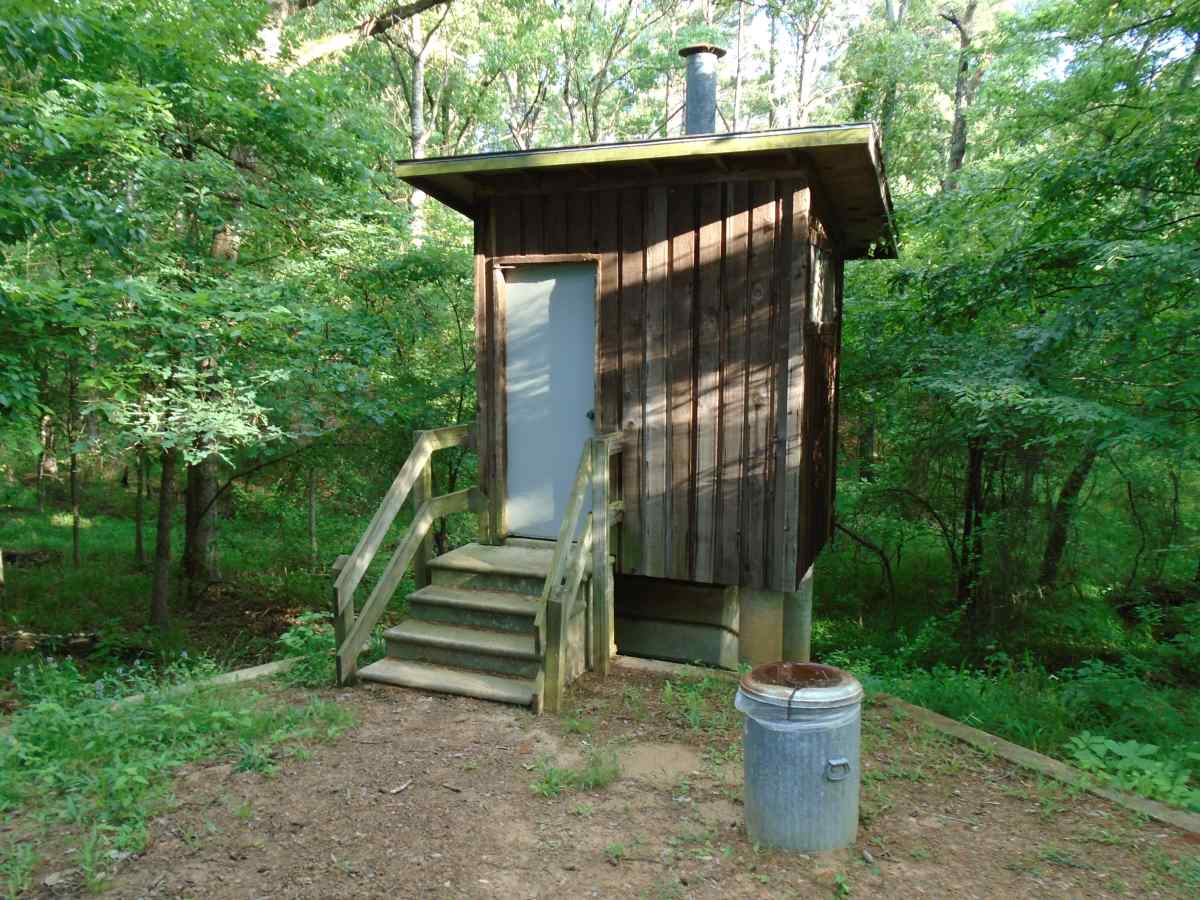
[359,658,535,706]
[409,584,541,616]
[385,619,539,659]
[428,542,554,579]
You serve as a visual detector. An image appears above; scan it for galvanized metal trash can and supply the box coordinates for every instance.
[735,662,863,851]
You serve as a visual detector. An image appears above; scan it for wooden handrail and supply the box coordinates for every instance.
[335,424,472,600]
[333,424,475,685]
[336,489,475,682]
[540,441,593,605]
[540,431,623,712]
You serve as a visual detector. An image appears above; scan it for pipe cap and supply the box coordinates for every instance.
[679,44,727,59]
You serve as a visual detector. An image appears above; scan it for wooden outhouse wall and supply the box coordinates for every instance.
[474,175,844,593]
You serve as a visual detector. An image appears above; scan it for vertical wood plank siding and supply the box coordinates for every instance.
[717,182,749,586]
[478,179,842,591]
[667,186,695,577]
[693,185,723,584]
[619,189,645,573]
[472,213,493,543]
[642,188,670,577]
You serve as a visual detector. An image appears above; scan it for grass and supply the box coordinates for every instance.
[562,712,594,735]
[0,842,36,899]
[531,746,621,798]
[661,673,737,733]
[0,653,352,870]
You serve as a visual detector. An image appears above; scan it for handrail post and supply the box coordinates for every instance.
[331,554,354,686]
[590,436,614,676]
[412,440,433,590]
[544,593,564,714]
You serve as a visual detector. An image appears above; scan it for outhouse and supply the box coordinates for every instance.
[332,47,895,711]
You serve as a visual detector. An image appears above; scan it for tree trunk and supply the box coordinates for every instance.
[151,448,177,630]
[183,462,200,582]
[1037,445,1098,590]
[36,365,50,513]
[408,21,428,241]
[68,359,80,568]
[70,450,80,568]
[732,2,744,130]
[36,416,48,513]
[942,1,979,191]
[767,10,778,128]
[1158,469,1181,582]
[957,436,985,607]
[1123,475,1146,592]
[858,412,877,481]
[403,9,447,242]
[307,467,319,569]
[134,448,147,567]
[188,454,220,605]
[796,31,810,126]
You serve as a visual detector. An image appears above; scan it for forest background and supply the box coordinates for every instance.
[1,0,1198,812]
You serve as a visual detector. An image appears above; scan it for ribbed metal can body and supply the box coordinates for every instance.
[735,662,863,851]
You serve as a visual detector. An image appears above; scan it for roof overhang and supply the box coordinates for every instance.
[396,123,897,259]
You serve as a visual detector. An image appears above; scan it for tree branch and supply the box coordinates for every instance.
[834,520,898,610]
[289,0,452,70]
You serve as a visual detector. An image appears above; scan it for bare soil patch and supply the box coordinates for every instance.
[20,664,1200,899]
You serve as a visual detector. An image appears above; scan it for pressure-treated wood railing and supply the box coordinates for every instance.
[540,431,624,713]
[333,424,477,686]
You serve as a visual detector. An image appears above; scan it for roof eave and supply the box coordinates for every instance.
[396,124,898,258]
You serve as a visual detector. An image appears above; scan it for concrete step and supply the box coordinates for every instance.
[407,584,540,633]
[385,619,541,679]
[428,543,553,596]
[359,658,538,708]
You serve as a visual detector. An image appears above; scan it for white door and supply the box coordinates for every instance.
[504,263,596,540]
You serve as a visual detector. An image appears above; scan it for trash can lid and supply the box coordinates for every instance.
[739,662,863,710]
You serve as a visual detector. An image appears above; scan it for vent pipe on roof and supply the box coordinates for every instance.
[679,44,727,135]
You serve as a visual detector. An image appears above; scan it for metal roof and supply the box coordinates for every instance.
[396,123,896,259]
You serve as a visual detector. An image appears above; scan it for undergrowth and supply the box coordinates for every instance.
[0,654,353,873]
[276,612,385,688]
[820,613,1200,812]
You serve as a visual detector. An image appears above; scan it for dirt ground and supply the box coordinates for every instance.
[26,662,1200,899]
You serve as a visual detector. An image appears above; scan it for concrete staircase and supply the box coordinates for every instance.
[358,542,553,709]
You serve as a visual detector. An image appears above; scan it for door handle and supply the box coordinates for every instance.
[586,410,595,421]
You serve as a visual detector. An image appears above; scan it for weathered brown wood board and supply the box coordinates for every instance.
[472,174,843,592]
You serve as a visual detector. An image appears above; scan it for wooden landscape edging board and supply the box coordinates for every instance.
[608,657,1200,835]
[875,693,1200,835]
[115,657,300,710]
[0,658,299,738]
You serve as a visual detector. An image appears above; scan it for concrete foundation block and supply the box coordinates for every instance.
[738,588,784,666]
[783,564,814,663]
[614,575,739,669]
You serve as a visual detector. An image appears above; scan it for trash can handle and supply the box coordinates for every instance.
[825,758,852,782]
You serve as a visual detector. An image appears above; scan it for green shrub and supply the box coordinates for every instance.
[1162,603,1200,679]
[1067,732,1200,811]
[277,612,339,687]
[276,611,385,687]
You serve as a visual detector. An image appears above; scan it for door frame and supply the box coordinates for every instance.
[490,253,602,541]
